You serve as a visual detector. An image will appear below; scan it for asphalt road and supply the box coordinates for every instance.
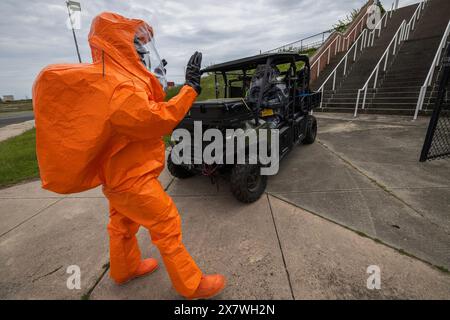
[0,112,34,128]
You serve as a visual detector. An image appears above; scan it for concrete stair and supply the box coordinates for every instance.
[311,51,346,91]
[317,4,418,113]
[369,0,450,115]
[314,0,450,116]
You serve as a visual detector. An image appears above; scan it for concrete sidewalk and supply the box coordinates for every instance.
[0,120,35,142]
[0,113,449,299]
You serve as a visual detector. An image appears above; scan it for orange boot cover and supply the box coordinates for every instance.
[188,275,227,300]
[105,178,202,297]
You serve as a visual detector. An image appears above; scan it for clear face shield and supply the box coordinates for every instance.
[134,25,168,91]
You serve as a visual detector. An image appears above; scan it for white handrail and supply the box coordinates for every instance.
[311,35,342,78]
[317,29,370,108]
[403,0,427,40]
[343,10,371,51]
[354,21,407,116]
[354,0,429,117]
[311,6,373,79]
[368,10,390,47]
[414,20,450,120]
[317,3,397,108]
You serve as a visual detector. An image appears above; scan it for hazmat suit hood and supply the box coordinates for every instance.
[88,12,166,102]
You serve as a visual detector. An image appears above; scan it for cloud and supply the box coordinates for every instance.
[0,0,416,98]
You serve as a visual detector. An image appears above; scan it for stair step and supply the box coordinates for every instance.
[323,93,359,98]
[324,89,436,95]
[323,92,436,100]
[375,92,422,98]
[359,109,424,115]
[388,67,430,74]
[382,76,424,82]
[317,107,356,114]
[384,69,429,75]
[375,86,423,92]
[378,81,425,88]
[316,108,433,116]
[322,102,359,108]
[383,75,427,81]
[331,88,376,92]
[326,97,426,105]
[366,103,419,109]
[324,87,423,93]
[323,100,422,107]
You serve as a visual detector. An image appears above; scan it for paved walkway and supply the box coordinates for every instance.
[0,114,449,299]
[0,120,35,142]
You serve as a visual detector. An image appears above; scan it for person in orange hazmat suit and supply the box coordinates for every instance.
[82,13,225,299]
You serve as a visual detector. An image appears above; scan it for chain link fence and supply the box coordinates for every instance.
[420,43,450,162]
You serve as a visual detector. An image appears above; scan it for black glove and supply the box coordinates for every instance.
[185,51,202,94]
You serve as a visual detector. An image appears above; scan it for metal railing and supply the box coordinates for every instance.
[310,4,374,80]
[317,28,371,108]
[354,21,407,116]
[367,9,391,47]
[316,4,396,108]
[264,30,334,54]
[342,8,373,51]
[311,35,343,79]
[414,20,450,120]
[354,0,428,117]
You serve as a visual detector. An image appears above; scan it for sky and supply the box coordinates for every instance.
[0,0,419,99]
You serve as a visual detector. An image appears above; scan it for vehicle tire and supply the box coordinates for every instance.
[230,164,268,203]
[167,154,196,179]
[303,115,317,145]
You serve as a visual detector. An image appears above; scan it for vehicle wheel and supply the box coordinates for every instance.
[303,115,317,145]
[167,154,196,179]
[230,165,268,203]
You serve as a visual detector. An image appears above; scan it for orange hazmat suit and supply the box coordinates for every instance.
[33,12,202,297]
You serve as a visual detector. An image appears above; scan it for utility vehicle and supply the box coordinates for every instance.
[168,52,321,203]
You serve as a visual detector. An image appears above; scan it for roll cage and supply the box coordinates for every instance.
[201,53,313,124]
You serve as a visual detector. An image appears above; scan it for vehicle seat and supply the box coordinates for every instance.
[247,65,288,110]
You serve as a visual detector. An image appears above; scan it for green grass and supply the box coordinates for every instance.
[165,85,184,101]
[299,47,318,56]
[163,135,172,147]
[0,100,33,113]
[165,74,221,102]
[0,128,39,188]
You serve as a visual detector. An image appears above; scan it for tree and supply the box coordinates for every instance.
[333,8,361,33]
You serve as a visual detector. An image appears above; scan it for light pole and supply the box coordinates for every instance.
[66,1,82,63]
